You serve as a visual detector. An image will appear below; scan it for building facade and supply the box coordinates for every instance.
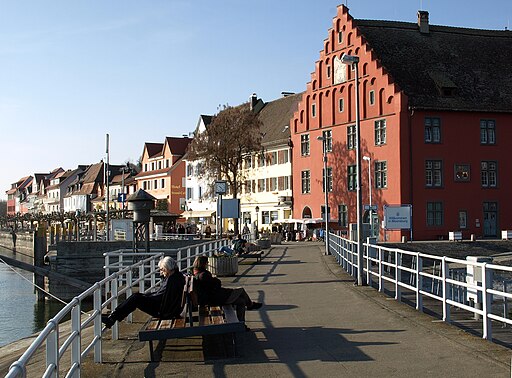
[291,5,512,241]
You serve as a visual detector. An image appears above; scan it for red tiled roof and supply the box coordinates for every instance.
[145,143,164,158]
[165,137,191,156]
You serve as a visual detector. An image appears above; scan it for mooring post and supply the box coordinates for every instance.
[33,224,48,301]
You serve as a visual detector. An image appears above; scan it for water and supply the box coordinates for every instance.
[0,250,65,348]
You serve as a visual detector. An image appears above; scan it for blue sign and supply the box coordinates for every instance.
[118,193,127,203]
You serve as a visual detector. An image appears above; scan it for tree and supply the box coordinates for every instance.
[186,103,263,233]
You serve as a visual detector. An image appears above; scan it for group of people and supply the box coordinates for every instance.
[102,255,262,331]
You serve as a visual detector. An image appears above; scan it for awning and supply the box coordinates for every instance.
[182,210,216,219]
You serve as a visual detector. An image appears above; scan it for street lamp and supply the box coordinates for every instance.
[317,135,330,255]
[255,206,259,240]
[341,53,364,286]
[363,156,372,237]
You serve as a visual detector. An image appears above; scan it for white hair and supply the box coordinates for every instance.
[159,256,177,272]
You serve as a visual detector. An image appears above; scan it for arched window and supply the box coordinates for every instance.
[302,206,312,219]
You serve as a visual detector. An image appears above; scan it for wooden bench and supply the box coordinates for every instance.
[237,250,264,262]
[138,275,245,361]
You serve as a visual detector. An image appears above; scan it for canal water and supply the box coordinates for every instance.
[0,247,65,348]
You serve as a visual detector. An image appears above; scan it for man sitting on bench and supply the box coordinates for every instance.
[102,256,185,328]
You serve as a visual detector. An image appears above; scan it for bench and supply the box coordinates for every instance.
[237,250,264,262]
[138,275,245,361]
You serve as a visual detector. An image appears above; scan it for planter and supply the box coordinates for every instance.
[257,238,271,249]
[208,256,238,277]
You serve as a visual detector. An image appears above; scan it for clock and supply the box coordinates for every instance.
[214,180,227,195]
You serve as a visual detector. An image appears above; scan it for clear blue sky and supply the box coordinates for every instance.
[1,0,511,200]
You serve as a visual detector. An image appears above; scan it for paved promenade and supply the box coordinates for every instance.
[3,242,511,377]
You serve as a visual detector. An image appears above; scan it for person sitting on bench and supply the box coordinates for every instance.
[192,256,262,327]
[102,256,185,328]
[233,234,247,255]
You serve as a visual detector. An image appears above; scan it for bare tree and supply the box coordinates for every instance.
[186,104,263,233]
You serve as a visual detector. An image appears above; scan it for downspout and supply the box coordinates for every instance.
[408,106,415,241]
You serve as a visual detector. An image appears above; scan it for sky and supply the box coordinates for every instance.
[1,0,511,200]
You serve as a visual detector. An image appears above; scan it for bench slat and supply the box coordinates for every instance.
[222,305,239,324]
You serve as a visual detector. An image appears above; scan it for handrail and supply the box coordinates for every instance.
[327,232,512,342]
[6,238,229,378]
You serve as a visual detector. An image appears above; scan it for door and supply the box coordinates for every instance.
[483,202,498,237]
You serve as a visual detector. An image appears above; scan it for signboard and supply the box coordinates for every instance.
[220,198,240,218]
[383,205,412,230]
[364,204,378,211]
[118,193,127,203]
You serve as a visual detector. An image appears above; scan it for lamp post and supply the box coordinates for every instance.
[363,155,372,237]
[255,206,259,240]
[317,135,330,255]
[341,53,363,286]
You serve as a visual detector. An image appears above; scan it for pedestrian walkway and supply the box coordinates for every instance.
[3,242,511,377]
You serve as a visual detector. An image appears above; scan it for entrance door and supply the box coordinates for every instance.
[483,202,498,237]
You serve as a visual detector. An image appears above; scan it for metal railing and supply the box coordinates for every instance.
[328,232,512,341]
[6,238,228,378]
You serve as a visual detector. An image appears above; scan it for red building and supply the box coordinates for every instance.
[291,5,512,241]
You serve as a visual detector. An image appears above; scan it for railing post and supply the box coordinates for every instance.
[482,263,492,340]
[93,286,102,363]
[139,264,145,293]
[46,322,59,378]
[105,254,110,298]
[416,255,423,312]
[395,250,401,301]
[177,250,182,272]
[111,277,119,340]
[126,270,133,323]
[503,281,508,328]
[71,305,81,378]
[442,256,450,323]
[378,248,383,292]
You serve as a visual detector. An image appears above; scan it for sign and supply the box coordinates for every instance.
[383,205,412,230]
[214,180,227,195]
[118,193,127,203]
[364,204,378,211]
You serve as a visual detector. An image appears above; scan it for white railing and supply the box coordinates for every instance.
[328,232,512,341]
[6,239,228,378]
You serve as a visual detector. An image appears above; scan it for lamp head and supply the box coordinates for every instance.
[363,156,371,161]
[341,53,359,65]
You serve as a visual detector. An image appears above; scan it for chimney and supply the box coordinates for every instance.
[250,93,258,111]
[417,10,429,34]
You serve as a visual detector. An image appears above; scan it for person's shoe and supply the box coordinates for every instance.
[248,302,262,310]
[101,314,115,328]
[244,325,251,332]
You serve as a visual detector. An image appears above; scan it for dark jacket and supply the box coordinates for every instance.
[158,271,186,319]
[194,269,232,306]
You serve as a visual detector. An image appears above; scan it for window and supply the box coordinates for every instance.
[374,119,386,146]
[258,153,265,167]
[278,149,289,164]
[427,202,443,226]
[158,161,162,170]
[375,161,387,189]
[338,204,348,227]
[301,170,311,194]
[144,164,148,172]
[161,179,165,188]
[166,159,170,168]
[481,161,497,187]
[459,211,467,229]
[322,167,333,192]
[301,134,310,156]
[154,179,158,189]
[324,130,333,152]
[143,181,147,190]
[258,179,266,192]
[369,90,375,105]
[327,65,331,78]
[186,187,193,200]
[245,180,252,194]
[454,164,470,182]
[269,151,278,165]
[186,164,193,177]
[347,165,356,191]
[269,177,278,191]
[270,211,279,223]
[425,117,441,143]
[311,103,317,118]
[347,125,356,150]
[278,176,291,190]
[338,98,344,113]
[262,211,270,225]
[151,162,155,170]
[338,31,343,44]
[425,160,442,187]
[480,119,496,144]
[244,156,252,169]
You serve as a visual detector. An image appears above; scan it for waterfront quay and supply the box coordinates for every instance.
[2,242,511,377]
